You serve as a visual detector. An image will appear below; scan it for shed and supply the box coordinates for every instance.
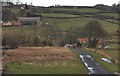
[18,17,41,25]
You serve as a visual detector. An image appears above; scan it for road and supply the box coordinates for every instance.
[75,48,109,74]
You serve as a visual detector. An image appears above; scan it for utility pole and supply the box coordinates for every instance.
[56,27,59,45]
[34,21,40,39]
[34,20,41,46]
[45,23,48,41]
[34,22,37,40]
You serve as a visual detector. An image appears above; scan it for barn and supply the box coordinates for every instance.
[18,17,41,25]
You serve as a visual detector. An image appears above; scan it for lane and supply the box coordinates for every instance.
[0,71,2,76]
[75,48,109,74]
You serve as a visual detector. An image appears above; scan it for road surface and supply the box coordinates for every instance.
[75,48,110,74]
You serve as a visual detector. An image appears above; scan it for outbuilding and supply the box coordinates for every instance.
[18,17,41,25]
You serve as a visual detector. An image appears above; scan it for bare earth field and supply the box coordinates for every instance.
[3,47,76,63]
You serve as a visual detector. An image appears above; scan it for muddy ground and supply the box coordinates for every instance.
[3,47,76,63]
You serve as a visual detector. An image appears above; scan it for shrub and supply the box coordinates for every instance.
[33,37,41,46]
[3,32,20,48]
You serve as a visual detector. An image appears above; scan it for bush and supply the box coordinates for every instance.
[48,41,53,46]
[41,40,47,46]
[2,32,21,48]
[76,41,82,47]
[59,40,67,46]
[33,37,41,46]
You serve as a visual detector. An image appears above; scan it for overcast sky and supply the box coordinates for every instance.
[13,0,120,6]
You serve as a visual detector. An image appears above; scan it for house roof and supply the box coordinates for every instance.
[77,38,89,43]
[77,38,103,44]
[18,17,41,22]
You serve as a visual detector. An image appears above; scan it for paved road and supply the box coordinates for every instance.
[0,71,1,75]
[75,48,109,74]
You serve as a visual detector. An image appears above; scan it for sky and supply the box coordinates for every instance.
[13,0,120,6]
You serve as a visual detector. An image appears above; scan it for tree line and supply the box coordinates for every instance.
[2,20,108,48]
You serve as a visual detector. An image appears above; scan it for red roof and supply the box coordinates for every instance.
[77,38,89,43]
[77,38,103,44]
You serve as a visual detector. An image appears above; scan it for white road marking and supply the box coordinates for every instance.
[80,55,84,58]
[86,55,92,58]
[88,67,93,70]
[84,62,88,66]
[80,55,95,74]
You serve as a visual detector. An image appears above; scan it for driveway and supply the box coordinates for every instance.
[75,48,109,74]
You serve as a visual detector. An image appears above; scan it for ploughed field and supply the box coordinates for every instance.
[3,47,75,63]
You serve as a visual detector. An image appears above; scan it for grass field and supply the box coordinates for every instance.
[103,43,119,63]
[2,16,118,34]
[40,17,118,33]
[43,18,95,29]
[101,13,118,18]
[50,8,102,13]
[7,61,88,74]
[99,20,118,34]
[37,13,79,17]
[105,19,118,23]
[4,47,88,74]
[2,7,118,34]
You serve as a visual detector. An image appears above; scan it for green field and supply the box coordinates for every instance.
[105,19,118,23]
[37,13,79,17]
[104,43,118,62]
[3,17,118,34]
[43,17,118,33]
[43,18,94,29]
[50,8,102,13]
[101,13,118,18]
[3,7,118,34]
[7,61,88,74]
[99,19,118,34]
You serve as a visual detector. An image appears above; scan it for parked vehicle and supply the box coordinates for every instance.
[104,45,109,49]
[64,44,77,48]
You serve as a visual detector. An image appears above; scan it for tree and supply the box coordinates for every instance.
[18,9,26,17]
[83,20,107,48]
[112,3,117,7]
[25,3,29,9]
[2,8,17,21]
[76,40,82,47]
[2,32,21,48]
[116,29,120,36]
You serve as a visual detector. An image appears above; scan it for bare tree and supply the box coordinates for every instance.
[2,8,17,21]
[84,20,107,48]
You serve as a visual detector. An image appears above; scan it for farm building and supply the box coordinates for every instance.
[2,17,42,27]
[18,17,41,25]
[77,38,89,47]
[77,38,109,49]
[97,39,110,49]
[2,21,21,27]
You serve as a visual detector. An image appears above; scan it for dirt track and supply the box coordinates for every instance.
[3,47,76,63]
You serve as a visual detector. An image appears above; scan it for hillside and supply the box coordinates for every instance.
[3,6,118,33]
